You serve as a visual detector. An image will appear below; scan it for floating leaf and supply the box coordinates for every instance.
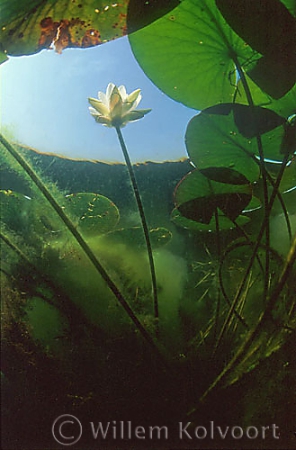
[127,0,180,33]
[206,103,286,138]
[0,0,179,60]
[186,107,289,170]
[0,0,130,57]
[216,0,296,98]
[247,55,296,100]
[215,0,296,57]
[64,193,119,237]
[200,167,250,185]
[236,77,296,120]
[129,0,255,110]
[185,110,259,182]
[174,170,252,224]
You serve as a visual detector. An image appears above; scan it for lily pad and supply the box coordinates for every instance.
[205,104,286,138]
[186,107,289,171]
[0,0,131,57]
[0,0,180,60]
[215,0,296,98]
[236,77,296,120]
[174,169,252,224]
[129,0,255,110]
[64,193,119,237]
[215,0,295,58]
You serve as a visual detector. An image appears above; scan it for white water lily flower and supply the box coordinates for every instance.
[88,83,152,128]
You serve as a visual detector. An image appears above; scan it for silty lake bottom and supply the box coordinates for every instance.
[1,147,295,449]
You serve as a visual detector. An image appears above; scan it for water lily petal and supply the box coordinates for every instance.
[124,109,152,123]
[88,98,109,116]
[95,116,113,126]
[106,82,116,102]
[127,89,141,104]
[118,85,127,100]
[98,91,109,107]
[109,86,124,119]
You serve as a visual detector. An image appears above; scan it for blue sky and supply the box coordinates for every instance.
[1,36,197,163]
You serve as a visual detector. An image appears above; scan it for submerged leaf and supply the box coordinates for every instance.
[186,107,290,169]
[174,170,252,224]
[171,207,250,232]
[64,193,119,237]
[185,111,259,182]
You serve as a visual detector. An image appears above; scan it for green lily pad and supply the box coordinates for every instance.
[129,0,255,110]
[205,104,286,138]
[102,226,172,249]
[186,107,289,170]
[174,169,252,224]
[171,207,250,232]
[185,111,258,181]
[64,193,119,237]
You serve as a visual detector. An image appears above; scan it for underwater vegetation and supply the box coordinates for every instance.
[1,0,296,448]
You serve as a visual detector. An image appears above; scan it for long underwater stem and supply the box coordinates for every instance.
[195,232,296,407]
[0,133,165,364]
[233,53,270,304]
[115,126,159,319]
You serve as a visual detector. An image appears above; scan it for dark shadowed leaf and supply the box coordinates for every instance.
[186,107,290,168]
[236,77,296,120]
[200,167,249,185]
[174,169,252,224]
[247,55,296,99]
[171,207,250,232]
[215,0,296,98]
[215,0,296,57]
[127,0,180,33]
[206,103,286,138]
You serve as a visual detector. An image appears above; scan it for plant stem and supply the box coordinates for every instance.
[0,133,165,364]
[195,232,296,407]
[233,53,270,303]
[115,126,159,319]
